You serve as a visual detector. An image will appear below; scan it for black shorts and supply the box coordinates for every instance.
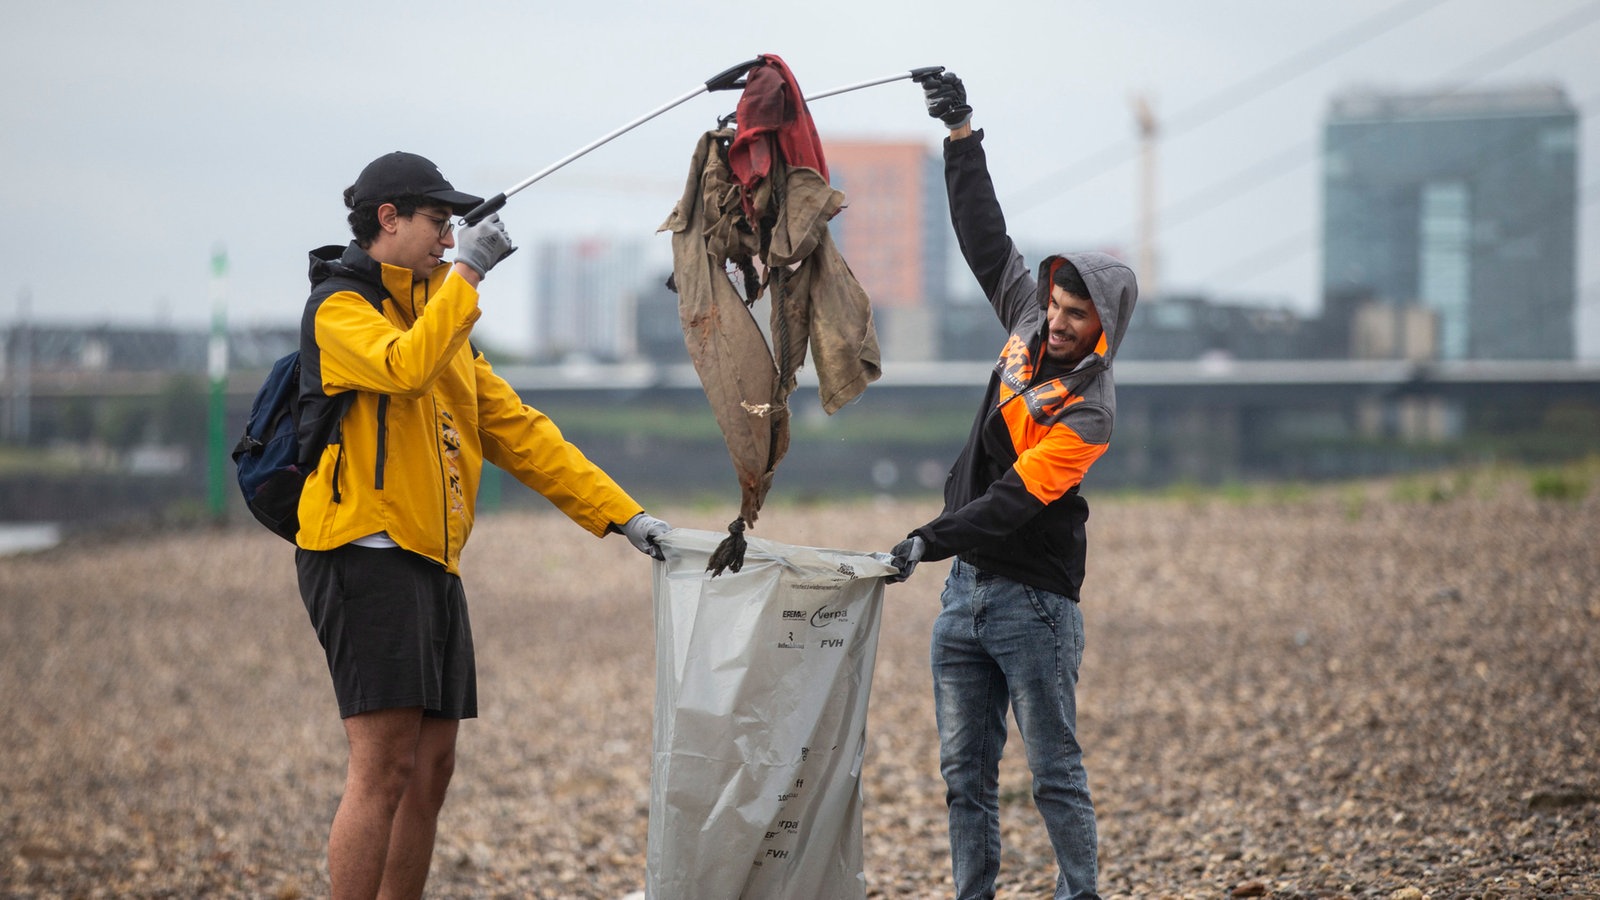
[295,544,477,720]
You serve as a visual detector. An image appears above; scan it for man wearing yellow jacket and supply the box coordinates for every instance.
[293,150,670,900]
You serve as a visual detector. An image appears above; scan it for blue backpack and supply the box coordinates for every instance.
[231,352,354,542]
[232,278,384,542]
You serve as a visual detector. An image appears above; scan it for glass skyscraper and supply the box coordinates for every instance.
[1322,85,1579,359]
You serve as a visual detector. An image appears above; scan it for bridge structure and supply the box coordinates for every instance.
[4,358,1597,510]
[482,357,1600,489]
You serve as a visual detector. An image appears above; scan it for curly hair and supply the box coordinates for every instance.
[341,188,434,247]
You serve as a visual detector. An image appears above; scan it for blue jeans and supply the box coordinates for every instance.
[931,559,1099,900]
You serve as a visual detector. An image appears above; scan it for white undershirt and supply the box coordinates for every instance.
[351,531,400,549]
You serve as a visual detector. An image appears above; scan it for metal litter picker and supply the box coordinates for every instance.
[461,61,943,225]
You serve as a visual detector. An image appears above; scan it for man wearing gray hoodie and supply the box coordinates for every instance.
[887,70,1139,900]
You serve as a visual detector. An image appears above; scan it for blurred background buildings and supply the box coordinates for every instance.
[1322,85,1578,362]
[1,79,1595,526]
[500,82,1586,369]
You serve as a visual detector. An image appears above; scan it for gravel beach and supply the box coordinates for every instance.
[4,474,1596,898]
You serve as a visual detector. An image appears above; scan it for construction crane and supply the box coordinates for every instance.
[1132,93,1160,300]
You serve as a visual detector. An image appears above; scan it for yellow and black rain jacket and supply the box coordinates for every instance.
[294,243,643,574]
[912,131,1139,599]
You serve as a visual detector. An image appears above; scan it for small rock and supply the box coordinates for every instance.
[453,841,493,870]
[1527,788,1597,812]
[1428,586,1462,604]
[1390,888,1424,900]
[1231,880,1268,897]
[19,841,69,860]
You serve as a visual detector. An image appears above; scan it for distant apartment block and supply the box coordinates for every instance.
[532,237,654,361]
[0,325,216,374]
[824,140,950,361]
[1322,85,1579,360]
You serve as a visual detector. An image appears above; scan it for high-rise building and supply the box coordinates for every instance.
[824,140,949,361]
[1321,85,1579,359]
[532,237,653,361]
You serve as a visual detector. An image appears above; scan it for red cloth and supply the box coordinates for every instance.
[727,54,829,219]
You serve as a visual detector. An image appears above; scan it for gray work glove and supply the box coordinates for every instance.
[455,213,517,277]
[622,512,670,560]
[912,70,972,129]
[885,535,926,584]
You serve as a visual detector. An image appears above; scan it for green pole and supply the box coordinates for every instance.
[207,245,229,522]
[480,462,502,513]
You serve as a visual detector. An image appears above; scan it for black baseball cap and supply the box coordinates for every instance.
[350,151,483,215]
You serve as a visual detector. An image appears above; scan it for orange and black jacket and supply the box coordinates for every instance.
[911,130,1138,599]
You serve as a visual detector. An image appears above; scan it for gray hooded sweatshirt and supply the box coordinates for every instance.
[911,130,1139,599]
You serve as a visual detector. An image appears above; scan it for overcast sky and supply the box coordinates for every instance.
[4,0,1597,357]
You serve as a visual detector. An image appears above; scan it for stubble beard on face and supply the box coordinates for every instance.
[1048,327,1106,367]
[1045,329,1079,365]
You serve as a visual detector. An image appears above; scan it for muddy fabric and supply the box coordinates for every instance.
[659,128,880,527]
[766,165,881,414]
[660,129,787,526]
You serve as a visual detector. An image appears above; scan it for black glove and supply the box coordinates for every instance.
[913,70,972,129]
[885,535,926,584]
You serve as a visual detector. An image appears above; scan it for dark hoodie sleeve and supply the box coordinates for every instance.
[911,403,1111,561]
[945,130,1039,332]
[913,467,1042,561]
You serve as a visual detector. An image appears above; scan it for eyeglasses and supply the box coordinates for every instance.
[412,211,455,239]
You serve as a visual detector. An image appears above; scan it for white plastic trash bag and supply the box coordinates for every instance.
[646,528,896,900]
